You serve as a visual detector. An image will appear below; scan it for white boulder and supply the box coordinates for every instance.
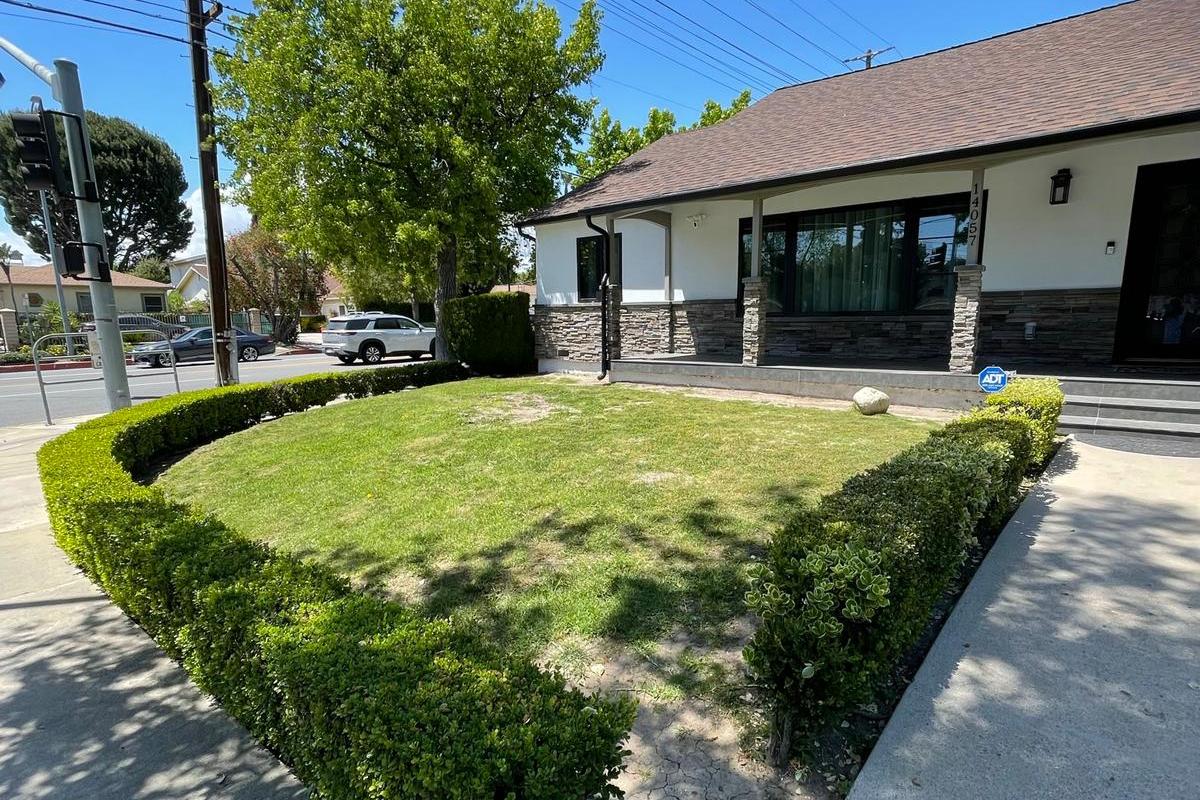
[852,387,890,415]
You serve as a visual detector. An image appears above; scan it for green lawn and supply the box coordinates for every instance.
[159,377,932,660]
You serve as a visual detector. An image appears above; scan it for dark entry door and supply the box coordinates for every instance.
[1116,158,1200,362]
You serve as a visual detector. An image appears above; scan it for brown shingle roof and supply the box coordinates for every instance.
[527,0,1200,223]
[2,264,170,289]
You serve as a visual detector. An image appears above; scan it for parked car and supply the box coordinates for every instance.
[132,327,275,367]
[321,313,435,364]
[81,314,190,339]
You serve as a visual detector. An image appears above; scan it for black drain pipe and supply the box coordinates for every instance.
[585,214,611,378]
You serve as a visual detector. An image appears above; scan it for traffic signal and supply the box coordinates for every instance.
[10,110,66,194]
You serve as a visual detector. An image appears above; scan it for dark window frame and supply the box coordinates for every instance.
[738,191,985,317]
[141,293,165,313]
[576,232,623,302]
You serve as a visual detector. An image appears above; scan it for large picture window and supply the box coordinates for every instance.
[576,233,622,301]
[739,193,976,315]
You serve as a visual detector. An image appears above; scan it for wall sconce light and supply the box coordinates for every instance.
[686,213,707,229]
[1049,168,1072,205]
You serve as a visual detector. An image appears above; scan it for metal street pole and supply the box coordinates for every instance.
[186,0,237,385]
[0,36,130,410]
[53,59,130,408]
[39,189,75,355]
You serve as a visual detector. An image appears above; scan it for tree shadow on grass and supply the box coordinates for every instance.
[285,478,820,657]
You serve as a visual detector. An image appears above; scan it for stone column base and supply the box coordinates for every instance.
[949,264,984,373]
[741,278,767,365]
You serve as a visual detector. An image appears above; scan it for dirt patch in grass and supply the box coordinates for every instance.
[464,391,575,425]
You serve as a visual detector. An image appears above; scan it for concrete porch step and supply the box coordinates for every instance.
[1059,414,1200,441]
[1053,375,1200,402]
[1063,395,1200,425]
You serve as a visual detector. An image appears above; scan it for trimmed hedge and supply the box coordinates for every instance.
[443,291,535,375]
[39,361,635,799]
[985,377,1065,464]
[744,405,1051,760]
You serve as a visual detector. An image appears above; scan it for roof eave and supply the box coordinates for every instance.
[519,109,1200,227]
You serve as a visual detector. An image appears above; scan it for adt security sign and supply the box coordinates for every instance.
[978,365,1009,393]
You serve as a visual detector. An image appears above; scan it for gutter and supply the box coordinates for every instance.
[584,214,610,379]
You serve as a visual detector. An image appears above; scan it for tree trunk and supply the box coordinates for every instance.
[434,236,457,361]
[767,706,794,769]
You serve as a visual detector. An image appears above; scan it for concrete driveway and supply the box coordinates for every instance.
[850,438,1200,800]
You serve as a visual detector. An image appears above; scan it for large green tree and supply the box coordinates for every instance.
[571,90,751,184]
[0,111,193,270]
[214,0,602,357]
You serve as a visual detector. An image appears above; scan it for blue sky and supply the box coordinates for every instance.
[0,0,1116,261]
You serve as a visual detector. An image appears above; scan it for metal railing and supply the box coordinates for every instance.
[32,329,181,426]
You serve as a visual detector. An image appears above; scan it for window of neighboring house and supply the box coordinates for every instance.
[76,292,93,314]
[26,292,44,308]
[142,294,165,313]
[738,193,978,315]
[576,233,623,301]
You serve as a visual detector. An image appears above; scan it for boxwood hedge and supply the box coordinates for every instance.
[38,361,635,800]
[745,379,1063,762]
[443,291,535,375]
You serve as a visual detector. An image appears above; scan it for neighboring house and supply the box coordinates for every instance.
[174,263,211,305]
[523,0,1200,379]
[317,273,355,318]
[167,253,206,288]
[1,264,170,314]
[491,283,536,298]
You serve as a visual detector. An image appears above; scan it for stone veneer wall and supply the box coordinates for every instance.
[533,305,603,361]
[535,302,954,364]
[977,288,1121,365]
[766,315,952,362]
[671,301,742,358]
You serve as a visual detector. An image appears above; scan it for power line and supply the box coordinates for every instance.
[0,0,193,44]
[71,0,237,42]
[783,0,862,52]
[650,0,803,83]
[604,0,778,93]
[0,7,177,39]
[741,0,849,72]
[593,73,701,112]
[600,0,773,95]
[694,0,825,77]
[552,0,746,94]
[124,0,244,36]
[823,0,902,56]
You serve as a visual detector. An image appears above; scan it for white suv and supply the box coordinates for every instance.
[321,313,436,364]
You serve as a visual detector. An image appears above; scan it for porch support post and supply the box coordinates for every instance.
[949,168,987,373]
[742,197,767,365]
[606,215,622,361]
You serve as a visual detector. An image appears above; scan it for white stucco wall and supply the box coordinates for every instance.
[533,127,1200,304]
[980,129,1200,291]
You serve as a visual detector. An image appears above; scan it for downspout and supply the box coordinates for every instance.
[585,214,610,378]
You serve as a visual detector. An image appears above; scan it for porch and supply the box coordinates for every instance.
[608,353,1200,448]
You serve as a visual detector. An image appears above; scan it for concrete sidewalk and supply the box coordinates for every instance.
[850,439,1200,800]
[0,421,305,799]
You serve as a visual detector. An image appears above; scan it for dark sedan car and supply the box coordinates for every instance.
[132,327,275,367]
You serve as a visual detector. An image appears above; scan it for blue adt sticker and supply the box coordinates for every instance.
[978,365,1008,393]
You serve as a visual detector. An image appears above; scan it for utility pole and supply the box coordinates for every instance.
[186,0,237,385]
[0,36,132,410]
[39,189,75,355]
[844,46,894,70]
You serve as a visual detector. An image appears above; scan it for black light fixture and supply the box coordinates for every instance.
[1049,168,1072,205]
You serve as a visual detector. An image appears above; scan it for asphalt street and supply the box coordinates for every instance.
[0,352,416,427]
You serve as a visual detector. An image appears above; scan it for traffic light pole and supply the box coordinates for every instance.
[0,36,131,411]
[53,60,130,409]
[38,189,75,356]
[186,0,237,386]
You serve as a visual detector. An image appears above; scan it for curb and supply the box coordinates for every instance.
[0,359,96,374]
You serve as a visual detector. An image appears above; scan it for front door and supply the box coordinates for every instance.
[1116,158,1200,362]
